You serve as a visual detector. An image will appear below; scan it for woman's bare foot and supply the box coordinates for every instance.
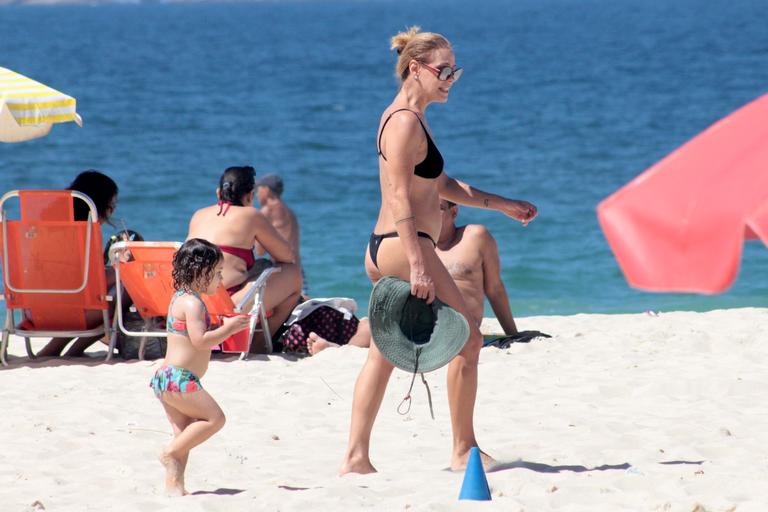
[307,332,340,356]
[450,447,496,472]
[159,451,187,496]
[338,454,377,476]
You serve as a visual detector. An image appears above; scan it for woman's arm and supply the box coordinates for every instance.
[184,299,249,350]
[383,113,436,303]
[437,173,538,225]
[250,210,296,264]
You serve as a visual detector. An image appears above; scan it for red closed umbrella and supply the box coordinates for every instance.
[597,94,768,294]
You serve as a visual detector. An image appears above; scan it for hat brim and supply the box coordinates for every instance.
[369,277,469,373]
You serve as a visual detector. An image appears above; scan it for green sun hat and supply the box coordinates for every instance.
[369,276,469,373]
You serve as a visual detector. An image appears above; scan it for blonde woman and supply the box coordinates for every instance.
[340,27,538,474]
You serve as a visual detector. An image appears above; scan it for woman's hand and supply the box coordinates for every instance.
[410,264,436,304]
[501,199,538,226]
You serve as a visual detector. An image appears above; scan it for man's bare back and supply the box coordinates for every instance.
[261,201,300,261]
[255,174,301,266]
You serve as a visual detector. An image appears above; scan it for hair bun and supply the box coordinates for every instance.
[390,25,421,54]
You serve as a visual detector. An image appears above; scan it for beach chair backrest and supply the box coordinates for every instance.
[114,242,180,319]
[0,190,107,330]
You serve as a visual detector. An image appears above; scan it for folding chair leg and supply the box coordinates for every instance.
[0,324,9,367]
[261,301,273,353]
[24,337,35,359]
[104,311,116,362]
[139,336,147,361]
[138,318,154,360]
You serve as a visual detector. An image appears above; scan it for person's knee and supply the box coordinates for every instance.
[458,330,482,365]
[277,263,302,292]
[367,342,394,371]
[288,263,303,291]
[210,410,226,431]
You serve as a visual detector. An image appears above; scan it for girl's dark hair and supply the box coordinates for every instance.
[172,238,223,291]
[219,166,256,206]
[68,170,119,223]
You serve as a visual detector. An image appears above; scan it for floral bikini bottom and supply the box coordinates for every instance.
[149,364,202,397]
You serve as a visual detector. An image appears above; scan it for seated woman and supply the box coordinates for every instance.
[37,170,120,357]
[186,166,303,353]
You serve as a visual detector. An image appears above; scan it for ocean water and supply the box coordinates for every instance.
[1,0,766,317]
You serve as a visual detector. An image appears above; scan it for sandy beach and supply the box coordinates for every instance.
[1,307,766,511]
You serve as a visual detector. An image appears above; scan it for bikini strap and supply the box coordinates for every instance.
[377,108,425,161]
[216,200,232,216]
[168,289,184,311]
[169,289,206,314]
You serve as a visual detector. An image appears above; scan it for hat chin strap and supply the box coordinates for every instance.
[396,347,435,420]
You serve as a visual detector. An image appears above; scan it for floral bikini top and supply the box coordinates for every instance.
[166,289,211,336]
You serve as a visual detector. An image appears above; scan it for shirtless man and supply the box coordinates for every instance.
[437,199,547,343]
[255,175,300,262]
[307,200,546,355]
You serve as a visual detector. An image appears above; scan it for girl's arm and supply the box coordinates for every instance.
[249,210,296,264]
[383,113,435,303]
[184,299,249,350]
[437,173,538,225]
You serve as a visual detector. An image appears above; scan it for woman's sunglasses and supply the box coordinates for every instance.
[421,63,463,82]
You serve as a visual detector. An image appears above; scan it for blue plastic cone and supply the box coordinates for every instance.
[458,447,491,501]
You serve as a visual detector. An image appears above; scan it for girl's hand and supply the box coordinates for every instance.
[501,199,538,226]
[223,314,250,334]
[410,264,435,304]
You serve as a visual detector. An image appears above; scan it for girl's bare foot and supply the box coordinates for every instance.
[450,447,496,472]
[338,454,377,476]
[307,332,340,356]
[159,451,187,496]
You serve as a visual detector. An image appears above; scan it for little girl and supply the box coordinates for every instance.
[150,238,250,496]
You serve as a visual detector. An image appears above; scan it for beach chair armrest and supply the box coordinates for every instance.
[234,266,281,312]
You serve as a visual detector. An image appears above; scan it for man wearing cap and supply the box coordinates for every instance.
[437,200,547,344]
[255,174,304,293]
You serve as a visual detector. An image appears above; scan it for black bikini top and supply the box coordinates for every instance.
[377,108,444,180]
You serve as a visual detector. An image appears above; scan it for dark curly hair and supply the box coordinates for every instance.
[219,166,256,206]
[171,238,223,291]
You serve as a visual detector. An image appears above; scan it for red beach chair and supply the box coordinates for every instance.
[0,190,114,365]
[110,241,278,359]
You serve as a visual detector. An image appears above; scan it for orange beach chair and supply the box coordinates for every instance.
[110,241,278,359]
[0,190,114,366]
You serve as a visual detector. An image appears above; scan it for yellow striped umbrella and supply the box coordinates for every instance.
[0,66,83,143]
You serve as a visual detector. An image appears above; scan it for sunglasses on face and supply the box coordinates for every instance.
[421,63,463,82]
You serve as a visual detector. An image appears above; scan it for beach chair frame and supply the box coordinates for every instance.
[0,190,114,366]
[109,241,278,360]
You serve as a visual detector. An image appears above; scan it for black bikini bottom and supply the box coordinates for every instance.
[368,231,437,269]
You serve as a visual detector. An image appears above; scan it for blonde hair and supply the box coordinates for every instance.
[390,26,452,82]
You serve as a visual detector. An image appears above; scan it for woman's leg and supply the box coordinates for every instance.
[36,338,72,357]
[342,237,486,472]
[339,341,395,474]
[347,318,372,348]
[307,318,371,355]
[39,309,108,357]
[418,248,487,470]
